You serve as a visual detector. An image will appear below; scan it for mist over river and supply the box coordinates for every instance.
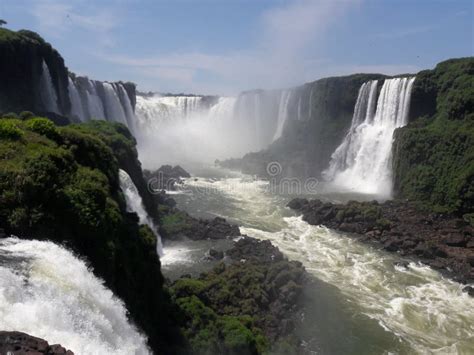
[159,165,474,354]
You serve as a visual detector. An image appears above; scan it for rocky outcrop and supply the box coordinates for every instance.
[288,198,474,285]
[159,206,240,241]
[170,236,307,354]
[0,331,73,354]
[144,164,191,191]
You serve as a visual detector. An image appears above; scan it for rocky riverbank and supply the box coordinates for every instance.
[288,198,474,287]
[0,331,74,354]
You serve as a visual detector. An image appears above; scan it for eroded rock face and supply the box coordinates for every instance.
[288,198,474,286]
[0,331,74,354]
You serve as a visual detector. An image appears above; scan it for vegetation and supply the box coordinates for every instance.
[393,57,474,218]
[0,117,184,353]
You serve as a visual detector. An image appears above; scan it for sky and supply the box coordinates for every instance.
[1,0,473,95]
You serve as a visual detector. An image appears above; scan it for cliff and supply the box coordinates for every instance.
[392,57,474,218]
[221,73,387,178]
[0,28,70,115]
[0,117,181,353]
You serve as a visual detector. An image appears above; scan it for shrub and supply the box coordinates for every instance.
[25,117,60,141]
[19,111,35,120]
[0,119,23,140]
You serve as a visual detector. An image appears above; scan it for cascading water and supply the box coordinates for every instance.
[65,76,136,131]
[323,77,416,196]
[68,77,85,121]
[273,90,292,141]
[119,169,164,256]
[102,83,129,126]
[0,237,150,354]
[39,61,60,113]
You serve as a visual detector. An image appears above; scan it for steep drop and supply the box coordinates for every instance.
[323,77,416,196]
[119,169,163,256]
[0,237,150,355]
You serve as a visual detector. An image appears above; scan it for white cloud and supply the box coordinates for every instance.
[100,0,360,94]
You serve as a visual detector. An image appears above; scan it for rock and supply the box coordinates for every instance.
[206,248,224,260]
[462,286,474,297]
[444,233,466,247]
[0,331,74,354]
[0,228,5,238]
[286,198,308,210]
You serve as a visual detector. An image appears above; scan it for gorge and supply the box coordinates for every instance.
[0,24,473,355]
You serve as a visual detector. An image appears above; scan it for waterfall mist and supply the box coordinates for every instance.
[0,237,150,355]
[134,93,282,169]
[323,77,416,197]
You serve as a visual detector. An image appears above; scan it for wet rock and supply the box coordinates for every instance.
[205,248,224,260]
[286,198,308,210]
[444,233,466,247]
[0,331,74,354]
[288,198,474,284]
[462,286,474,297]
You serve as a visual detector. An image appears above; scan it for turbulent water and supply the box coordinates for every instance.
[166,167,474,354]
[0,238,150,355]
[119,169,163,256]
[323,77,416,197]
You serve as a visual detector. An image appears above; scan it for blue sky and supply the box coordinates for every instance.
[2,0,473,94]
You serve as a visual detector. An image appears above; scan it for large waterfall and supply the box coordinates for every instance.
[323,77,416,196]
[0,237,150,354]
[40,61,136,131]
[134,89,301,167]
[119,169,164,256]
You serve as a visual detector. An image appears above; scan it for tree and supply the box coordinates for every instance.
[0,20,6,27]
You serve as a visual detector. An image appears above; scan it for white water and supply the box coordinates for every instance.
[323,77,416,197]
[39,61,60,113]
[66,76,136,131]
[68,77,85,121]
[102,83,129,126]
[273,90,292,141]
[119,169,163,256]
[0,237,150,355]
[179,172,474,354]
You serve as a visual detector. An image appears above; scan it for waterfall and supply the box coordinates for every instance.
[39,61,60,113]
[102,83,129,126]
[323,77,416,196]
[82,79,106,120]
[273,90,292,141]
[65,76,136,132]
[0,237,150,354]
[68,77,85,121]
[117,84,136,131]
[119,169,164,256]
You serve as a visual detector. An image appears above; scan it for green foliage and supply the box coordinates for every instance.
[2,112,19,119]
[19,111,35,120]
[25,117,60,140]
[0,119,23,140]
[160,211,190,235]
[0,119,177,353]
[393,58,474,215]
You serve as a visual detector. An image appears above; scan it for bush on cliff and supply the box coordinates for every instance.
[393,57,474,216]
[0,117,181,353]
